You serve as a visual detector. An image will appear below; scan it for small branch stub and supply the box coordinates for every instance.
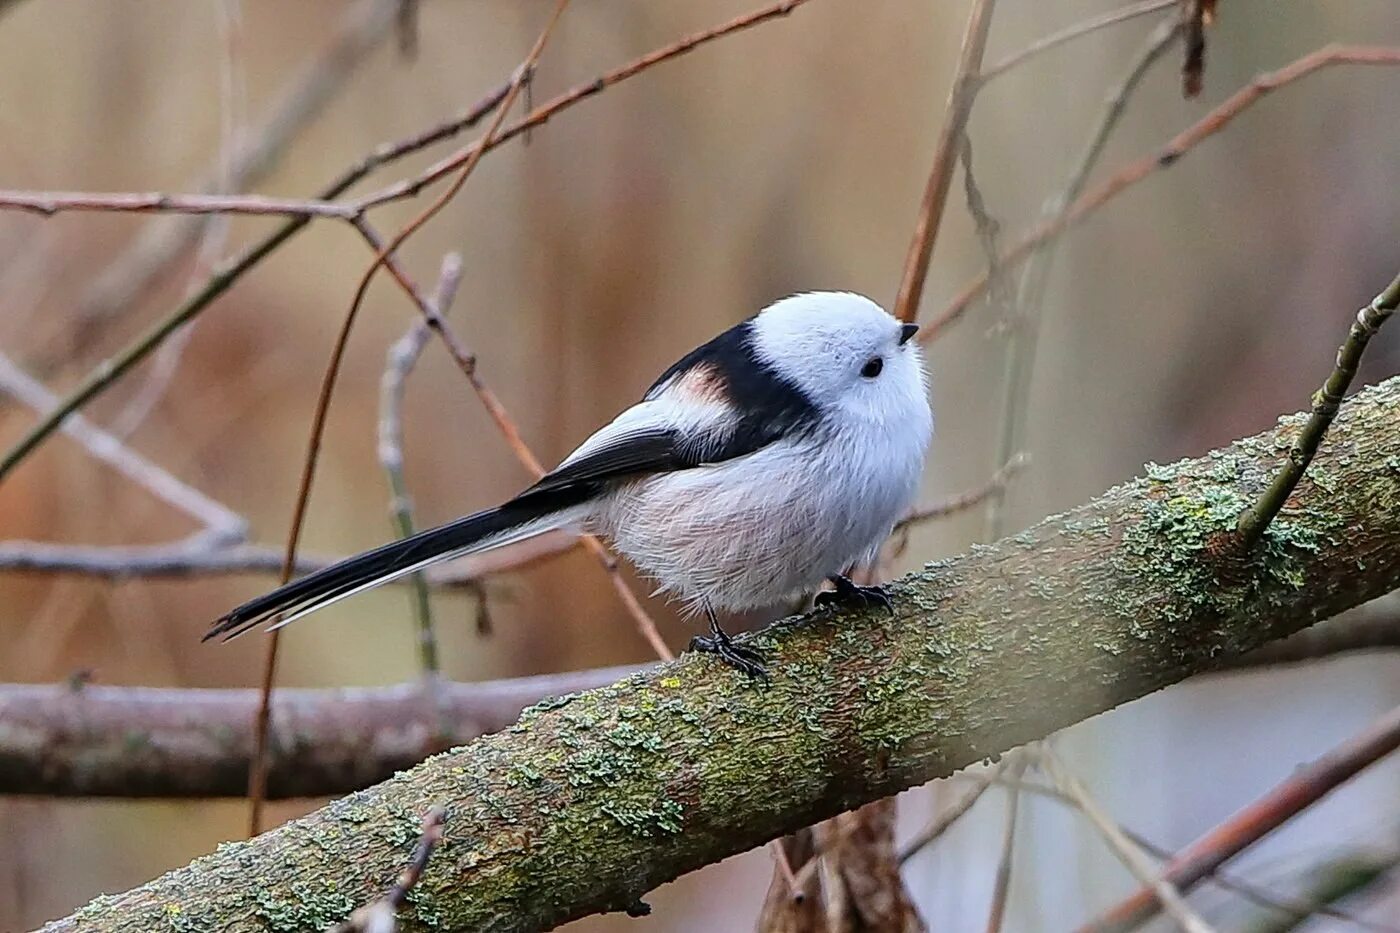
[1237,269,1400,546]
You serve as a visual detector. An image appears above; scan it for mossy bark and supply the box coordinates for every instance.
[41,378,1400,933]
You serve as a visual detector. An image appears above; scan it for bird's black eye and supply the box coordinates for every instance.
[861,357,884,379]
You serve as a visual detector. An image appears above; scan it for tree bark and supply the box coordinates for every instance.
[0,667,640,798]
[40,377,1400,933]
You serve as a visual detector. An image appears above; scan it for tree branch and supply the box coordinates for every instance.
[0,666,641,798]
[39,375,1400,933]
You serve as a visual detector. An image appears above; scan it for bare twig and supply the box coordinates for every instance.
[922,46,1400,343]
[71,0,399,336]
[984,755,1025,933]
[0,0,820,484]
[0,353,246,542]
[351,0,817,215]
[245,0,574,838]
[1182,0,1212,98]
[330,807,446,933]
[1237,270,1400,545]
[0,189,356,220]
[978,774,1400,932]
[897,454,1028,528]
[1081,703,1400,933]
[982,17,1181,540]
[979,0,1178,84]
[1038,746,1216,933]
[350,216,675,661]
[1228,600,1400,669]
[897,763,1002,865]
[891,0,998,325]
[379,255,465,677]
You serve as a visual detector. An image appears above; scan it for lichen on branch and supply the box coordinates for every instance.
[43,377,1400,933]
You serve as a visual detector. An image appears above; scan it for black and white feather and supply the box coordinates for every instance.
[206,291,930,641]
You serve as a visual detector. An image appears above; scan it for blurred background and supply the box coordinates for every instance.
[1,0,1398,929]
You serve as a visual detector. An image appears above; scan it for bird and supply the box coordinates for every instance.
[205,291,933,677]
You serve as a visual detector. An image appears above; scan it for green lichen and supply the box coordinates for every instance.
[252,880,357,933]
[601,796,684,837]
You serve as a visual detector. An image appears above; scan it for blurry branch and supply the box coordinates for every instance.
[923,45,1400,343]
[984,755,1026,933]
[0,352,246,543]
[0,530,576,583]
[1181,0,1215,98]
[1237,270,1400,546]
[1240,857,1398,933]
[1081,703,1400,933]
[1037,747,1215,933]
[378,255,465,678]
[1228,598,1400,669]
[38,376,1400,933]
[983,17,1181,539]
[331,807,445,933]
[978,0,1178,84]
[891,0,997,325]
[245,0,573,839]
[71,0,399,337]
[348,0,818,214]
[897,763,1001,866]
[897,454,1027,528]
[0,666,643,798]
[0,0,820,481]
[0,189,356,220]
[989,776,1400,932]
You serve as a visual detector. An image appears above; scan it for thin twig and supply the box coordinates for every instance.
[329,806,445,933]
[350,217,675,661]
[0,1,820,485]
[350,0,817,214]
[922,45,1400,343]
[0,189,356,220]
[1037,746,1216,933]
[71,0,399,337]
[1081,703,1400,933]
[245,0,573,839]
[1237,270,1400,545]
[0,353,246,542]
[379,255,465,677]
[891,0,998,324]
[984,754,1025,933]
[897,454,1028,528]
[982,17,1181,541]
[979,0,1178,84]
[897,763,1002,865]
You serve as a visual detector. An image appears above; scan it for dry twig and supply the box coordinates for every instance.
[1081,703,1400,933]
[922,45,1400,343]
[330,807,446,933]
[891,0,998,325]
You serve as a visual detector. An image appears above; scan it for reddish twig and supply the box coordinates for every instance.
[1080,703,1400,933]
[350,217,675,661]
[922,45,1400,344]
[891,0,998,324]
[350,0,817,214]
[244,0,573,839]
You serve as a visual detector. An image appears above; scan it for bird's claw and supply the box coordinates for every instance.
[689,632,769,681]
[816,575,895,614]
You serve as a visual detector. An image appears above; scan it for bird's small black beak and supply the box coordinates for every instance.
[898,323,919,345]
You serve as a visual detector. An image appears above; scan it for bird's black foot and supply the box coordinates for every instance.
[815,575,894,614]
[689,608,768,680]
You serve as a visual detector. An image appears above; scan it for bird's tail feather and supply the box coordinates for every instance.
[205,494,587,641]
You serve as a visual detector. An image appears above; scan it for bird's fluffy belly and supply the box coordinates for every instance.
[595,439,912,613]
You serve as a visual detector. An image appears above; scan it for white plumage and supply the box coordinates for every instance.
[210,291,932,676]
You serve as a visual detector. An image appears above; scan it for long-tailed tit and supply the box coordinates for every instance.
[206,291,932,676]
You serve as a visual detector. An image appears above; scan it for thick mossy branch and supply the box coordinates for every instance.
[43,378,1400,933]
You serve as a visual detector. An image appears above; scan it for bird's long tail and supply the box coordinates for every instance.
[205,492,588,641]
